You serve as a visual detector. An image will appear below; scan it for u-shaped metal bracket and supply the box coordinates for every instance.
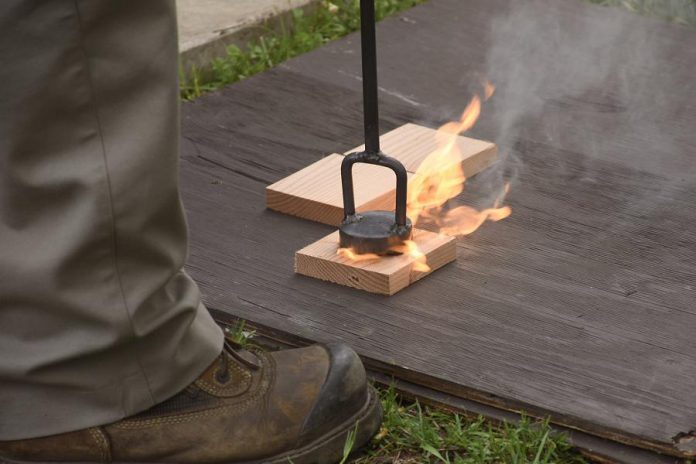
[341,151,409,226]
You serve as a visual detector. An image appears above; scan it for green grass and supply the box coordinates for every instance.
[225,322,587,463]
[180,0,425,100]
[224,319,257,347]
[351,387,587,464]
[585,0,696,26]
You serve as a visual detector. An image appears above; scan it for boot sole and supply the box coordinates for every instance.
[1,386,383,464]
[254,384,383,464]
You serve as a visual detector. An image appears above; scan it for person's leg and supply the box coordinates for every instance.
[0,0,223,440]
[0,2,383,461]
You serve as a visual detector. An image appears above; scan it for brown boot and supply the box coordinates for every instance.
[0,341,382,463]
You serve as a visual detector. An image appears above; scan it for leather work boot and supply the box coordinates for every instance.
[0,341,383,464]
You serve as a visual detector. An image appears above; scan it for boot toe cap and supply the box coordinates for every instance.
[299,342,368,441]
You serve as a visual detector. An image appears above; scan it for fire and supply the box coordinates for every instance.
[407,83,509,230]
[484,80,496,100]
[436,205,511,236]
[390,240,431,273]
[337,247,380,262]
[338,81,511,272]
[336,240,431,272]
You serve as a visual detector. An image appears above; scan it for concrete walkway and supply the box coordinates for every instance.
[177,0,317,71]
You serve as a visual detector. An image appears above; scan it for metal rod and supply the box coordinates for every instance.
[341,154,358,219]
[360,0,380,155]
[341,152,409,227]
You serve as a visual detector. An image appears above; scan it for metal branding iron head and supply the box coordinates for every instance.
[339,152,413,255]
[338,0,413,255]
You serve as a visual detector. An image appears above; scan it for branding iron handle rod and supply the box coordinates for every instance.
[361,0,380,155]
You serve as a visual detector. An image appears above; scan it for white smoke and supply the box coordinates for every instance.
[468,0,695,215]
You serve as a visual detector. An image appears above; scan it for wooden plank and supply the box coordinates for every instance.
[179,0,696,458]
[266,123,497,225]
[295,229,457,295]
[266,153,414,226]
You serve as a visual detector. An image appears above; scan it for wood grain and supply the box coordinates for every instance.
[266,153,414,226]
[295,229,457,295]
[266,123,497,225]
[180,0,696,458]
[346,122,497,174]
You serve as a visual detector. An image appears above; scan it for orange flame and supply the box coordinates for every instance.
[337,239,431,273]
[484,81,496,100]
[337,81,511,272]
[408,82,510,234]
[337,247,380,262]
[390,240,431,273]
[436,205,511,236]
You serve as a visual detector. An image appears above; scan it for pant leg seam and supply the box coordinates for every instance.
[71,0,156,406]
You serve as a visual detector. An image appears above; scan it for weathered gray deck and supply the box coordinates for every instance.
[179,0,696,460]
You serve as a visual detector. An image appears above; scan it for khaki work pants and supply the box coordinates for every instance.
[0,0,224,440]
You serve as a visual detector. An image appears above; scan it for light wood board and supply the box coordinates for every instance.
[347,123,496,173]
[266,154,414,226]
[295,229,457,295]
[266,123,497,226]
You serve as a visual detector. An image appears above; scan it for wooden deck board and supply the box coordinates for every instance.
[180,0,696,459]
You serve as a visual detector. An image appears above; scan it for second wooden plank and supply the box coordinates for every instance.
[266,123,497,226]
